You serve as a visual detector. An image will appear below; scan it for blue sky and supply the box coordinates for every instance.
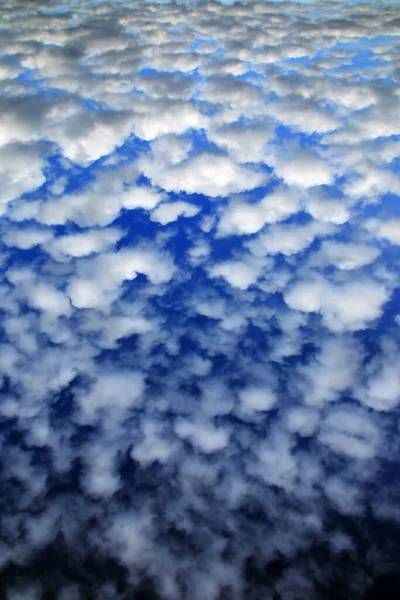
[0,0,400,599]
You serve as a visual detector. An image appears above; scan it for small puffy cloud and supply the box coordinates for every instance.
[209,257,262,289]
[207,119,273,163]
[357,339,400,412]
[78,371,146,423]
[131,420,178,467]
[141,152,267,197]
[151,201,200,225]
[365,218,400,246]
[305,196,350,225]
[319,406,380,460]
[249,221,334,257]
[274,149,335,188]
[50,110,135,166]
[0,143,46,206]
[285,277,389,332]
[46,228,123,260]
[285,407,320,437]
[134,71,195,100]
[266,99,340,134]
[309,240,380,271]
[217,187,299,237]
[68,248,175,310]
[343,163,400,201]
[133,101,208,140]
[198,74,263,111]
[174,418,230,454]
[324,476,364,516]
[296,336,363,407]
[2,227,53,250]
[27,283,72,318]
[238,386,277,414]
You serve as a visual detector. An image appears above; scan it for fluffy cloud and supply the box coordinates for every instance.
[133,101,208,140]
[150,201,200,225]
[248,221,334,257]
[141,152,267,197]
[68,248,175,309]
[209,257,263,289]
[217,187,300,237]
[285,277,389,332]
[0,1,399,599]
[319,406,380,460]
[273,149,335,188]
[0,143,46,207]
[365,218,400,245]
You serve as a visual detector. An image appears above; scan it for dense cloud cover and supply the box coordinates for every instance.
[0,0,400,598]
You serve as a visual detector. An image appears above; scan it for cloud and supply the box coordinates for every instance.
[308,240,380,270]
[285,277,389,331]
[319,406,380,460]
[207,119,273,163]
[266,98,340,134]
[365,218,400,246]
[248,220,334,257]
[238,385,277,415]
[174,418,230,454]
[0,143,46,207]
[151,201,200,225]
[140,152,267,197]
[133,101,208,141]
[46,227,123,260]
[208,257,263,289]
[217,187,300,237]
[273,149,335,188]
[0,1,400,599]
[2,227,53,250]
[68,247,175,310]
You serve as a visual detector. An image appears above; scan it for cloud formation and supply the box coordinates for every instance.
[0,0,399,599]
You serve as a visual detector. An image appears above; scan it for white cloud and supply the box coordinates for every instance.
[305,196,350,225]
[285,277,389,332]
[319,406,380,460]
[0,143,46,206]
[207,119,273,163]
[217,187,299,237]
[141,152,267,197]
[365,218,400,245]
[274,149,335,188]
[46,228,123,260]
[50,110,135,166]
[266,99,340,134]
[2,227,53,250]
[285,407,320,437]
[238,385,277,414]
[174,418,230,454]
[357,339,400,412]
[77,371,145,423]
[209,257,262,289]
[248,221,334,257]
[68,248,175,310]
[27,283,72,318]
[151,201,200,225]
[296,336,363,407]
[133,101,208,140]
[309,240,380,271]
[1,2,400,598]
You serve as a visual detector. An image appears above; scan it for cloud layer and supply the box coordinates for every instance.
[0,0,400,599]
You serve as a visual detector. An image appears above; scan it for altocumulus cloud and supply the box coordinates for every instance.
[0,0,400,599]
